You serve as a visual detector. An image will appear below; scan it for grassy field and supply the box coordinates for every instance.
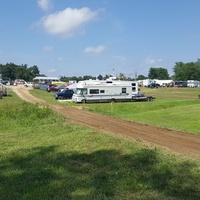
[0,89,200,199]
[30,87,200,135]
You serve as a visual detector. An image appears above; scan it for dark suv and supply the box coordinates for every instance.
[54,89,74,100]
[148,83,160,88]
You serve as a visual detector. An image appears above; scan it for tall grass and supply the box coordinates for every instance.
[0,90,200,199]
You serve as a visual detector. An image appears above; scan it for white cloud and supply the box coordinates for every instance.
[145,56,162,65]
[43,46,53,52]
[84,45,106,54]
[41,7,98,37]
[38,0,52,11]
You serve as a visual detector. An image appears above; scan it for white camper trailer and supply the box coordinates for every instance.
[72,79,138,103]
[187,80,199,88]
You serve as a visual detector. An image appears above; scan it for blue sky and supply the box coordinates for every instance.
[0,0,200,78]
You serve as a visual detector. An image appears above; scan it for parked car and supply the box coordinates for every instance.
[148,83,160,88]
[54,84,67,92]
[174,81,187,87]
[54,89,74,100]
[132,93,155,101]
[46,84,58,92]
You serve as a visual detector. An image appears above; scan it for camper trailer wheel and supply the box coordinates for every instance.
[147,97,152,101]
[110,98,115,103]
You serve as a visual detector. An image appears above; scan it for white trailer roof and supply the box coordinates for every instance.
[77,80,134,87]
[33,76,59,81]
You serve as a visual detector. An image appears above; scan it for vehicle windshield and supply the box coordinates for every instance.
[75,88,87,95]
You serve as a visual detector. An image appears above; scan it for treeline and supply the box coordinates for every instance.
[173,59,200,81]
[1,59,200,82]
[0,63,40,82]
[59,74,135,82]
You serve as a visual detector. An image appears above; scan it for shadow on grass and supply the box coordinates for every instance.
[0,146,199,200]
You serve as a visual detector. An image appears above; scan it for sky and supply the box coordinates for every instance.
[0,0,200,78]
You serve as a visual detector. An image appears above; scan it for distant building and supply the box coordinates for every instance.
[33,76,60,84]
[155,79,174,87]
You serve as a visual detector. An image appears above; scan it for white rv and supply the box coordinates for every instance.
[187,80,199,88]
[72,79,138,103]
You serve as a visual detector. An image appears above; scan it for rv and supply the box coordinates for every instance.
[72,79,138,103]
[187,80,199,88]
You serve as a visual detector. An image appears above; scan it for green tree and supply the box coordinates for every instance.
[118,73,126,80]
[28,65,40,80]
[173,62,185,81]
[104,74,110,80]
[148,68,157,79]
[16,64,28,80]
[97,74,103,80]
[83,75,96,80]
[0,63,40,81]
[1,63,17,80]
[173,59,200,81]
[137,75,147,80]
[148,67,169,79]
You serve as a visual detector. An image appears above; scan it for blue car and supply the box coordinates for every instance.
[54,89,74,100]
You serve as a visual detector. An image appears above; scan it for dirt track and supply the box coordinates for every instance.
[10,85,200,158]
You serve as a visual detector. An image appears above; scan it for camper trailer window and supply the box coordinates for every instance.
[76,88,87,95]
[90,89,99,94]
[82,89,87,95]
[132,87,136,92]
[132,83,136,86]
[122,88,127,93]
[100,90,105,93]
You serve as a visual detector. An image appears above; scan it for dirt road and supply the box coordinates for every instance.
[10,85,200,158]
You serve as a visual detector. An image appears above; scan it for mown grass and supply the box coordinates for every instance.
[30,89,58,104]
[30,87,200,135]
[0,90,200,199]
[141,87,200,99]
[84,87,200,135]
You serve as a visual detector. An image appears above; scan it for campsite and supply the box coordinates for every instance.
[0,84,200,199]
[1,1,200,198]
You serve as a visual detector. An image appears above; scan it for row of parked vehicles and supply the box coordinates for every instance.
[46,84,67,92]
[145,80,200,88]
[46,84,74,100]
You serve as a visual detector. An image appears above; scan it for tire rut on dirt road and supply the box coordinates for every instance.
[10,85,200,158]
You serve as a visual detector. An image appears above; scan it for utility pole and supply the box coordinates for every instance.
[135,71,137,81]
